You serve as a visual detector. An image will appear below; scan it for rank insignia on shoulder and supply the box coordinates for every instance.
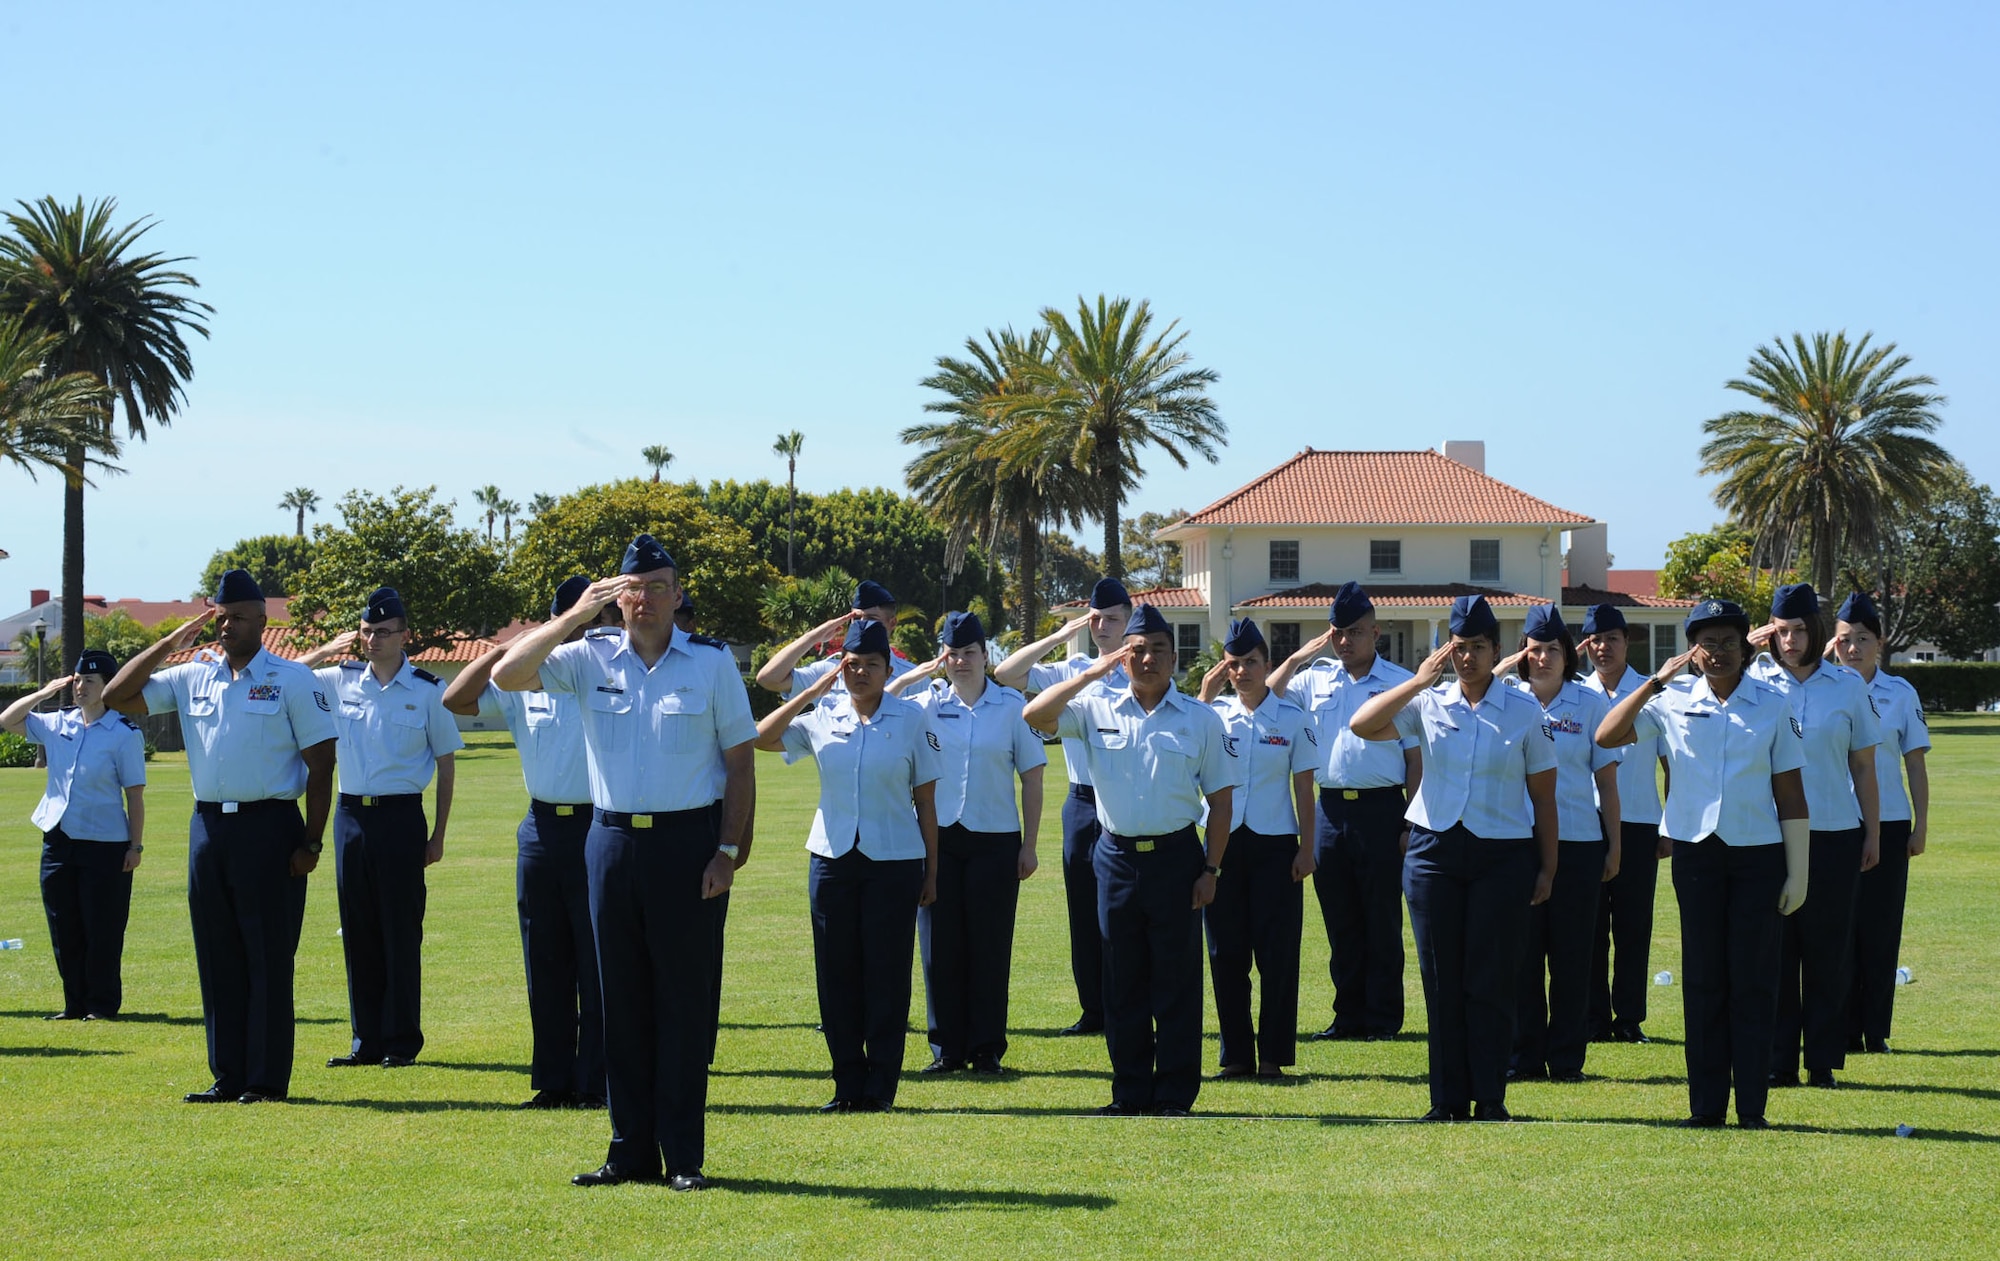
[412,668,442,685]
[926,731,941,751]
[1304,727,1317,745]
[1541,722,1555,741]
[119,716,140,730]
[586,627,620,639]
[688,633,728,649]
[340,660,365,671]
[1223,736,1240,757]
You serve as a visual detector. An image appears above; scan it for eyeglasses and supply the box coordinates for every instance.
[631,581,676,599]
[358,627,406,639]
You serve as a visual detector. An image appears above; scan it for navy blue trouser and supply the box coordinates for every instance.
[810,848,924,1104]
[708,889,729,1064]
[40,827,134,1018]
[1674,835,1784,1120]
[1312,786,1408,1036]
[1849,819,1912,1044]
[1515,838,1606,1076]
[1205,826,1303,1068]
[1774,827,1864,1076]
[1404,826,1536,1112]
[187,800,309,1096]
[518,801,603,1097]
[1590,821,1661,1033]
[925,823,1024,1063]
[334,796,428,1060]
[588,807,720,1175]
[1062,785,1105,1024]
[1096,826,1205,1111]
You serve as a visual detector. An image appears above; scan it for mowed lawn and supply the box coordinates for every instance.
[2,718,1997,1260]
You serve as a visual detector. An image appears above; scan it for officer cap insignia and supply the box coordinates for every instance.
[621,534,677,575]
[74,648,119,677]
[362,586,406,624]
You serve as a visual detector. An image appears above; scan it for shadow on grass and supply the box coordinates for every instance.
[0,1045,128,1058]
[1829,1079,2000,1104]
[422,1060,530,1075]
[287,1096,521,1113]
[721,1177,1113,1211]
[717,1021,824,1032]
[1879,1046,2000,1059]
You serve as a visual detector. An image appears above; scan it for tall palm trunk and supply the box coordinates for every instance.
[785,459,798,576]
[1096,430,1122,579]
[1016,508,1041,637]
[61,446,85,672]
[295,505,306,537]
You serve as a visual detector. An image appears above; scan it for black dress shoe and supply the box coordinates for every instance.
[1611,1024,1650,1044]
[1058,1016,1105,1036]
[1846,1034,1866,1054]
[1153,1106,1192,1117]
[1768,1070,1799,1088]
[1419,1106,1470,1122]
[668,1171,710,1192]
[520,1089,575,1110]
[1586,1022,1613,1043]
[967,1054,1007,1075]
[1309,1022,1361,1042]
[1548,1068,1586,1083]
[1472,1102,1513,1122]
[1092,1102,1145,1116]
[817,1098,855,1113]
[1737,1115,1770,1130]
[44,1011,82,1021]
[1866,1038,1891,1055]
[237,1090,286,1104]
[852,1098,892,1112]
[572,1093,607,1109]
[1680,1114,1725,1129]
[184,1086,235,1104]
[1807,1069,1838,1089]
[1505,1064,1545,1082]
[1212,1064,1253,1080]
[381,1055,417,1068]
[919,1056,963,1074]
[326,1053,375,1068]
[572,1163,659,1187]
[83,1011,116,1021]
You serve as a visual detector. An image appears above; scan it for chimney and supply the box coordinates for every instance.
[30,588,50,606]
[1442,440,1485,474]
[1566,523,1610,590]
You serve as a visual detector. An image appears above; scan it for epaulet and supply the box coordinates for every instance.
[990,681,1023,701]
[119,715,141,731]
[585,627,621,640]
[412,667,442,685]
[340,660,365,671]
[687,633,728,650]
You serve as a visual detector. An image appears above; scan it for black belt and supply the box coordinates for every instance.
[1101,825,1199,854]
[530,799,591,817]
[1319,785,1403,802]
[593,805,714,831]
[338,793,421,809]
[1068,784,1096,802]
[194,798,296,816]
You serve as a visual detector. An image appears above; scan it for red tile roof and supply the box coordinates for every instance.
[1562,585,1694,610]
[1236,583,1551,610]
[1052,586,1208,611]
[1170,449,1594,529]
[107,596,293,627]
[1604,569,1663,598]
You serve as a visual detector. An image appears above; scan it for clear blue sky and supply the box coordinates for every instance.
[4,1,1996,605]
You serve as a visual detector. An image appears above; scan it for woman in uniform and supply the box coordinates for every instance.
[1196,618,1317,1079]
[1500,607,1621,1084]
[1350,595,1559,1122]
[1,650,147,1021]
[1597,598,1810,1128]
[1829,591,1929,1054]
[896,611,1047,1074]
[1747,583,1880,1090]
[754,618,939,1112]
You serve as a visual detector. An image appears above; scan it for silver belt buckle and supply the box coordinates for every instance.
[222,801,240,814]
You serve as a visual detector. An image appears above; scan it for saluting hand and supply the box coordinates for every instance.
[580,575,638,617]
[1083,644,1135,682]
[1412,641,1455,688]
[37,674,76,699]
[800,658,847,702]
[1493,646,1530,677]
[167,607,218,651]
[323,630,360,658]
[1747,622,1778,651]
[1654,648,1696,687]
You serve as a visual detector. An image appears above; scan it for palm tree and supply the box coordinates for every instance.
[1000,296,1224,579]
[642,444,674,482]
[0,197,211,670]
[907,327,1097,635]
[772,430,806,575]
[528,492,557,517]
[496,497,522,547]
[279,487,321,537]
[472,484,503,542]
[0,318,117,485]
[1701,331,1952,594]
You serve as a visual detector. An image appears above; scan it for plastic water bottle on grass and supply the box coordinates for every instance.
[0,938,23,950]
[1653,970,1672,986]
[1895,966,1912,986]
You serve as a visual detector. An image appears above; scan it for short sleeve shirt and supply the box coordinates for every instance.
[1394,679,1559,838]
[1028,656,1130,787]
[24,708,146,840]
[143,648,337,802]
[1747,658,1881,830]
[478,682,591,805]
[1209,690,1317,834]
[911,680,1047,832]
[1866,671,1931,822]
[1285,655,1420,789]
[1054,684,1235,837]
[781,691,941,859]
[1581,666,1666,825]
[1506,677,1620,842]
[1633,673,1807,846]
[315,659,465,797]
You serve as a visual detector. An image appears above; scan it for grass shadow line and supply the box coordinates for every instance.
[719,1176,1113,1211]
[285,1096,522,1113]
[420,1060,530,1075]
[0,1045,128,1058]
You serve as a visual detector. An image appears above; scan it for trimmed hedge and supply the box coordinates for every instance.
[0,730,34,768]
[1884,662,2000,712]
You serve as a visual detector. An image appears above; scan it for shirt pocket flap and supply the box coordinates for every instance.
[1148,731,1195,758]
[186,693,219,718]
[657,689,709,716]
[588,687,635,715]
[1088,728,1130,751]
[390,706,428,729]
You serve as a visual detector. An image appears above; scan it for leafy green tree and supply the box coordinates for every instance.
[0,317,116,486]
[760,567,855,638]
[0,196,211,670]
[16,607,179,669]
[195,534,320,600]
[1033,532,1102,612]
[528,492,557,517]
[278,487,320,538]
[512,479,775,644]
[1120,508,1187,590]
[1844,464,2000,658]
[1700,331,1951,594]
[772,431,805,575]
[1659,523,1793,623]
[642,444,675,482]
[289,487,516,651]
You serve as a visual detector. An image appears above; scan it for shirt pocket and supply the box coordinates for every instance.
[1088,728,1130,751]
[523,703,558,730]
[1147,731,1195,761]
[186,692,219,719]
[588,687,635,717]
[655,688,710,752]
[243,696,283,717]
[388,704,431,754]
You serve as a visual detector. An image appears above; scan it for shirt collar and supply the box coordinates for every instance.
[1116,682,1189,716]
[606,629,689,666]
[943,679,1004,710]
[202,645,273,679]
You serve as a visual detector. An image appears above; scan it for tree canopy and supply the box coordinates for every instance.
[195,533,319,600]
[1658,523,1793,623]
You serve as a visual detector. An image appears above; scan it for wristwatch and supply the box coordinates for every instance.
[1202,864,1220,877]
[717,843,742,861]
[127,843,144,853]
[304,838,324,855]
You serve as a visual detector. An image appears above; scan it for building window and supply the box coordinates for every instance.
[1177,622,1203,674]
[1369,540,1401,574]
[1470,539,1500,584]
[1269,540,1300,584]
[1654,624,1677,676]
[1270,622,1301,663]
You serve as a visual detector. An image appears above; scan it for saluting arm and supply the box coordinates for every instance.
[104,608,216,710]
[1265,626,1333,697]
[1597,648,1693,747]
[1350,642,1451,740]
[754,612,857,695]
[294,631,357,670]
[494,577,631,691]
[1,674,71,734]
[993,614,1091,690]
[753,664,843,751]
[1020,646,1132,735]
[884,655,943,696]
[441,645,503,716]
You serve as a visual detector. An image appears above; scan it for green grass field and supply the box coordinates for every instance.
[3,718,1996,1259]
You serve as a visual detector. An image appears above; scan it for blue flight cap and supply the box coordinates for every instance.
[551,575,591,618]
[1124,603,1172,638]
[1579,603,1627,637]
[74,649,119,678]
[1223,617,1266,657]
[1448,594,1498,639]
[1522,605,1567,642]
[1090,577,1132,610]
[363,586,406,624]
[842,617,893,658]
[213,568,264,605]
[1770,582,1819,620]
[1684,598,1750,640]
[852,580,896,610]
[620,533,676,575]
[1836,590,1881,636]
[940,610,985,648]
[676,594,696,616]
[1329,581,1373,628]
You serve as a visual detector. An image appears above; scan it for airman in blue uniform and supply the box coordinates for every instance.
[3,650,147,1021]
[105,569,338,1104]
[754,579,917,699]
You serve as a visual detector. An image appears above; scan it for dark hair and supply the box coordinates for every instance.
[1515,629,1579,681]
[1779,611,1829,668]
[1449,629,1502,651]
[846,650,894,674]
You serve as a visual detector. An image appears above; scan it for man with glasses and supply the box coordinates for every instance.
[314,587,463,1069]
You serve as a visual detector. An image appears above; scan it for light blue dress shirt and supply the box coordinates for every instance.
[315,659,465,797]
[1747,657,1881,831]
[1865,671,1931,822]
[477,682,591,806]
[537,629,759,814]
[143,648,337,803]
[24,708,146,841]
[1581,665,1666,825]
[1505,677,1620,842]
[1393,679,1559,838]
[911,679,1047,833]
[1053,684,1234,837]
[1028,656,1130,787]
[782,691,941,859]
[1285,655,1419,789]
[1632,674,1807,846]
[1210,690,1317,834]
